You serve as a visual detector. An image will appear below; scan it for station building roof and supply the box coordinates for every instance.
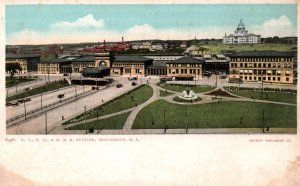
[228,51,296,58]
[113,55,153,63]
[6,53,40,59]
[167,57,205,64]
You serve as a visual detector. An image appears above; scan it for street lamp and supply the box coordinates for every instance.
[261,74,264,96]
[47,63,50,82]
[185,106,188,134]
[96,109,99,134]
[263,109,265,133]
[45,111,48,134]
[40,92,43,109]
[164,109,166,134]
[84,106,87,134]
[75,84,77,99]
[23,101,27,119]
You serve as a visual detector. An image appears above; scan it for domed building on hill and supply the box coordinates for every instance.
[223,20,261,44]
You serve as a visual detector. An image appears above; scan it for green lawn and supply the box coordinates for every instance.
[6,80,70,102]
[64,84,153,125]
[224,88,296,104]
[159,89,174,97]
[6,77,37,88]
[160,84,216,93]
[194,43,296,55]
[132,100,296,129]
[67,112,130,130]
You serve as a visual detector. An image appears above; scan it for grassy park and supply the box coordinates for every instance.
[159,90,174,97]
[132,100,296,129]
[67,112,130,130]
[64,84,153,125]
[6,77,38,88]
[6,80,70,102]
[194,43,296,55]
[224,87,296,104]
[160,83,215,93]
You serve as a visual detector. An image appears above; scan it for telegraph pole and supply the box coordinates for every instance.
[75,84,77,99]
[262,109,265,133]
[84,106,87,134]
[23,101,27,119]
[164,109,166,134]
[40,92,43,109]
[47,65,50,82]
[45,112,48,134]
[185,106,188,134]
[97,110,99,134]
[261,74,264,95]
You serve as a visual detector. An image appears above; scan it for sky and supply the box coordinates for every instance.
[5,4,297,45]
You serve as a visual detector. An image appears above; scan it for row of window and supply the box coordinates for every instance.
[169,64,201,67]
[231,57,292,62]
[38,63,59,67]
[124,69,142,74]
[240,76,290,82]
[232,69,291,76]
[113,63,144,67]
[38,67,59,71]
[72,63,94,67]
[168,69,201,74]
[231,62,292,68]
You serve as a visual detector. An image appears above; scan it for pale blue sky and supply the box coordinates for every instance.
[5,4,297,44]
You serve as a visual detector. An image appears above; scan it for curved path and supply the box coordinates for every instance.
[123,83,160,130]
[51,80,296,134]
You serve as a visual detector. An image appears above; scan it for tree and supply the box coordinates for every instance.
[198,46,208,56]
[6,63,22,80]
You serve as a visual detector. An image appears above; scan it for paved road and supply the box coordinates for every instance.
[169,74,297,90]
[6,74,66,97]
[6,77,144,134]
[6,85,87,120]
[51,128,296,135]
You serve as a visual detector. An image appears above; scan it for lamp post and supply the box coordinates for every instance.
[164,109,166,134]
[262,109,265,133]
[23,101,27,119]
[185,106,188,134]
[261,74,264,96]
[40,92,43,109]
[45,111,48,134]
[47,63,50,82]
[75,84,77,99]
[84,106,87,134]
[96,109,99,134]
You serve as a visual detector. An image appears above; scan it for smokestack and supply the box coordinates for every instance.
[122,37,124,43]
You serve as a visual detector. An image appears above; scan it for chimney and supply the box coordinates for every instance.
[104,40,106,46]
[122,37,124,43]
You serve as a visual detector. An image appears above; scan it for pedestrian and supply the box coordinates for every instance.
[62,116,64,120]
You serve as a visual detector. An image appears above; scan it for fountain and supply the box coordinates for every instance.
[178,87,198,100]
